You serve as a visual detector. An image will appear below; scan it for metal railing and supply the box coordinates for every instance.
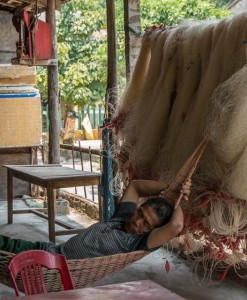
[60,143,102,202]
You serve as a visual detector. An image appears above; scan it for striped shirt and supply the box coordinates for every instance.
[47,202,150,260]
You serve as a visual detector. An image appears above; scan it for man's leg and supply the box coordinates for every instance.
[0,235,48,254]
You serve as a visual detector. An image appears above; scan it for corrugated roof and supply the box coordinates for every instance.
[0,0,69,13]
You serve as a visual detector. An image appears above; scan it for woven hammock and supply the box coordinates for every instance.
[0,250,147,292]
[0,139,207,292]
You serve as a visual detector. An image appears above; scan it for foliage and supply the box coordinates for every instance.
[214,0,232,8]
[57,0,107,108]
[36,0,231,109]
[36,67,47,101]
[141,0,231,27]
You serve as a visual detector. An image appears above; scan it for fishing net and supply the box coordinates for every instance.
[112,13,247,280]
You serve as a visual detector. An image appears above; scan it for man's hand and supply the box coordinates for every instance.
[158,179,192,208]
[180,179,191,201]
[173,179,192,208]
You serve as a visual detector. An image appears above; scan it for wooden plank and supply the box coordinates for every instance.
[0,76,36,85]
[13,209,81,234]
[11,58,58,66]
[13,208,47,214]
[0,1,68,14]
[55,229,82,236]
[0,65,36,77]
[4,165,101,184]
[52,178,100,189]
[0,147,32,154]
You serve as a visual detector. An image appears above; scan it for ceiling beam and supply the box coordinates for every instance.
[18,0,63,10]
[0,0,65,13]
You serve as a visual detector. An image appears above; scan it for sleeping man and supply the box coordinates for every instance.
[0,179,190,259]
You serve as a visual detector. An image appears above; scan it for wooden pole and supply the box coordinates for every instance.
[123,0,142,80]
[124,0,130,81]
[101,0,119,218]
[46,0,60,164]
[106,0,118,119]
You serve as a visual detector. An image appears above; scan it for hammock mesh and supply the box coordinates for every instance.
[0,250,147,292]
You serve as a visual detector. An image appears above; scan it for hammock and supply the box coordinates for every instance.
[0,139,207,292]
[0,250,147,292]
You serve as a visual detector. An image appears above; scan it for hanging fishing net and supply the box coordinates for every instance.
[112,13,247,281]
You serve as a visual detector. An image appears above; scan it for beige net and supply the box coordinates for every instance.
[113,13,247,280]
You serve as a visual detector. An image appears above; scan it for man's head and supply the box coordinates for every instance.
[124,198,174,234]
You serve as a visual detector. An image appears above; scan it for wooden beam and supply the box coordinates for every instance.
[0,1,17,8]
[106,0,118,119]
[11,57,58,66]
[0,0,65,12]
[18,0,63,10]
[46,0,60,165]
[124,0,130,81]
[123,0,141,79]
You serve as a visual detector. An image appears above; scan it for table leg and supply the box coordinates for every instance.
[47,184,56,243]
[7,169,13,224]
[98,185,102,221]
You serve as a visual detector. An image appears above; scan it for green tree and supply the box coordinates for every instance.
[141,0,231,27]
[215,0,232,8]
[37,0,107,109]
[57,0,107,108]
[36,0,230,109]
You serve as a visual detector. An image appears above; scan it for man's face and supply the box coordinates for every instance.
[124,206,161,234]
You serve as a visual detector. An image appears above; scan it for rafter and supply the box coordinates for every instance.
[0,0,68,13]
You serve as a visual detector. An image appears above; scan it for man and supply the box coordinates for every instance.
[0,180,190,259]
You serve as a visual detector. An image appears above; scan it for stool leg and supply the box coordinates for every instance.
[7,169,13,224]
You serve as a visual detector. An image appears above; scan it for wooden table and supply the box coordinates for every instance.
[5,165,102,243]
[2,280,185,300]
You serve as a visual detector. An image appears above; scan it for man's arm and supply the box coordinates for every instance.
[146,205,184,249]
[120,179,191,204]
[120,180,167,204]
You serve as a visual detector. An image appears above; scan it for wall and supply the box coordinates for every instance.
[0,12,18,64]
[0,12,39,200]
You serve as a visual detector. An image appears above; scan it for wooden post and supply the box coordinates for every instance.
[106,0,118,119]
[46,0,60,164]
[123,0,142,81]
[100,0,119,218]
[124,0,130,81]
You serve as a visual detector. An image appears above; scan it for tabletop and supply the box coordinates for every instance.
[3,280,185,300]
[4,165,101,182]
